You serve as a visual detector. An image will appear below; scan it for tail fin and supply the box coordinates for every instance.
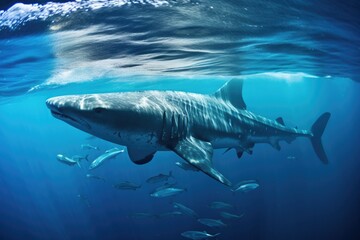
[213,233,221,238]
[76,161,82,168]
[310,112,331,164]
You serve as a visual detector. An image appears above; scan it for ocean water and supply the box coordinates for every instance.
[0,1,360,240]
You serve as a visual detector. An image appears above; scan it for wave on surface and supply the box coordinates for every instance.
[0,0,171,29]
[0,0,359,99]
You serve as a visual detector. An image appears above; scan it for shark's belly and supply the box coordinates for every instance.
[211,137,240,149]
[95,129,164,149]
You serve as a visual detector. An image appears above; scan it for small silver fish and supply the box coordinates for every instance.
[198,218,227,227]
[146,171,173,184]
[210,201,233,209]
[114,181,141,190]
[81,144,99,150]
[56,154,81,168]
[173,202,198,218]
[220,211,244,219]
[105,147,122,153]
[232,180,259,193]
[159,211,183,218]
[150,187,186,198]
[86,173,105,181]
[89,149,124,170]
[181,231,220,240]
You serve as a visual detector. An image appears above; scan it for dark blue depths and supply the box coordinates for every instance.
[0,79,359,240]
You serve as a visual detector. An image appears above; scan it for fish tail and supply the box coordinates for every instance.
[213,233,221,238]
[310,112,331,164]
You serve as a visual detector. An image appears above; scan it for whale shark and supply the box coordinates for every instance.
[46,79,330,186]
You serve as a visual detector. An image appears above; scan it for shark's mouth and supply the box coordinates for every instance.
[51,109,75,121]
[50,109,91,129]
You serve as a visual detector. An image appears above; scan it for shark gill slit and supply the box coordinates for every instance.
[171,112,175,139]
[177,114,181,138]
[161,111,166,142]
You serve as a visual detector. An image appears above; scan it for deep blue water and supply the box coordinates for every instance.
[0,1,360,240]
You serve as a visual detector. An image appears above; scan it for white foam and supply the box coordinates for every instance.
[0,0,169,29]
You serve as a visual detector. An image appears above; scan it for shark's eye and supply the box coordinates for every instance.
[94,107,105,113]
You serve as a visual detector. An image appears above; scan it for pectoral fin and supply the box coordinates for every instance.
[270,139,281,151]
[170,136,232,186]
[236,150,244,158]
[127,147,156,165]
[223,147,244,159]
[224,143,254,159]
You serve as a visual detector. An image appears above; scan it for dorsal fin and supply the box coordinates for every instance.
[214,79,246,109]
[276,117,285,126]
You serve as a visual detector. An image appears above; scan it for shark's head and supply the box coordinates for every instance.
[46,93,153,143]
[46,94,100,132]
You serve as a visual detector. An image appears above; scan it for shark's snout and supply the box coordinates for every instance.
[46,97,62,117]
[46,96,76,109]
[45,98,56,110]
[46,96,91,129]
[46,97,68,118]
